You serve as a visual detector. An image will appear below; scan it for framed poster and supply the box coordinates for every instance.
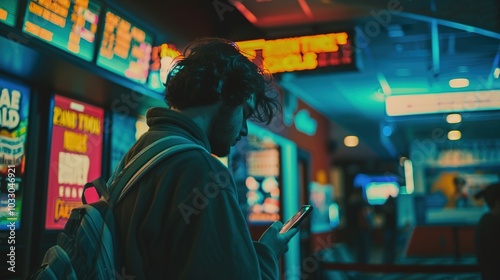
[45,95,103,230]
[0,76,30,230]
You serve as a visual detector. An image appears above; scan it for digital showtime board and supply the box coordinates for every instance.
[236,32,355,74]
[22,0,101,61]
[96,9,154,84]
[0,0,20,27]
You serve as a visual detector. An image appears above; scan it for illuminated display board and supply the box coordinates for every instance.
[45,95,103,230]
[236,32,354,74]
[22,0,100,61]
[0,0,20,27]
[96,9,154,84]
[0,76,30,230]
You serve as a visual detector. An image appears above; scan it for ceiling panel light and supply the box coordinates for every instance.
[449,78,469,88]
[446,113,462,124]
[344,135,359,147]
[447,130,461,141]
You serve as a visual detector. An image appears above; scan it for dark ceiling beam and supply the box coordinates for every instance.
[430,0,440,77]
[398,12,500,40]
[331,0,500,38]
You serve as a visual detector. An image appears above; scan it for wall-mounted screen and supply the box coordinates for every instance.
[0,76,30,231]
[22,0,101,61]
[353,173,400,205]
[96,9,153,84]
[421,166,499,224]
[236,31,355,74]
[45,95,103,230]
[109,112,147,173]
[365,182,399,205]
[426,168,499,209]
[0,0,20,27]
[230,134,281,224]
[309,182,338,233]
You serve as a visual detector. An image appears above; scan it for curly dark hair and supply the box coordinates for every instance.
[165,37,280,124]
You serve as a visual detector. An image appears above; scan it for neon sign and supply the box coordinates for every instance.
[148,43,181,91]
[236,32,354,74]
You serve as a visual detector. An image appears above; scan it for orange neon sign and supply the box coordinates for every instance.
[236,32,353,74]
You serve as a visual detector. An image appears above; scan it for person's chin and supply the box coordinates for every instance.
[212,146,231,157]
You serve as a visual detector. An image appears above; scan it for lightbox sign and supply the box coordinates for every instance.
[236,32,354,74]
[386,90,500,116]
[0,76,30,231]
[45,95,103,230]
[0,0,20,27]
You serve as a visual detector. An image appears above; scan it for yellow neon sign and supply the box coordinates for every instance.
[236,32,352,74]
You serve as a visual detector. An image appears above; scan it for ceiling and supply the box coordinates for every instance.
[221,0,500,162]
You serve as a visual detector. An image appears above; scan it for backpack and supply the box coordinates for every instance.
[28,136,205,280]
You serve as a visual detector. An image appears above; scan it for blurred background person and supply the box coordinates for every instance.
[381,195,397,264]
[453,175,469,208]
[474,182,500,280]
[347,187,374,264]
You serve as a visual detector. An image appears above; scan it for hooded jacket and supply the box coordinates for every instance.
[113,107,279,279]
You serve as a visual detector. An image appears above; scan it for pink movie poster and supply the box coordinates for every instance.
[45,95,103,230]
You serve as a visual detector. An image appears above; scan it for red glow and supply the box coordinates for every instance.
[229,0,257,23]
[298,0,313,19]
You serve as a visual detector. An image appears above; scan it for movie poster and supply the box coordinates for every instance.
[0,77,30,230]
[424,166,499,224]
[426,167,499,209]
[45,95,103,230]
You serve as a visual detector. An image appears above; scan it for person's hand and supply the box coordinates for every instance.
[258,221,299,258]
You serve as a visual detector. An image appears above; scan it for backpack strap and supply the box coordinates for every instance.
[107,135,207,207]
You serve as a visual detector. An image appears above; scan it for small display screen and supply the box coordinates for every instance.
[0,0,20,27]
[96,9,153,84]
[22,0,101,61]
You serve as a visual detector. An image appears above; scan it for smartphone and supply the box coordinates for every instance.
[279,205,313,234]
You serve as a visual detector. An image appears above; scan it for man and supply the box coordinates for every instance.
[381,195,397,264]
[475,182,500,280]
[113,38,297,279]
